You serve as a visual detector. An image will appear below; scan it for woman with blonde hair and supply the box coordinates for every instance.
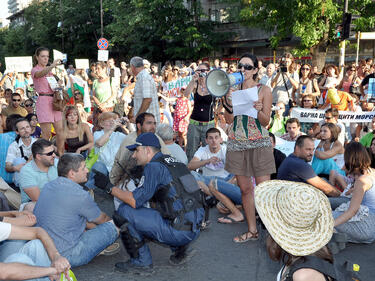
[58,105,93,157]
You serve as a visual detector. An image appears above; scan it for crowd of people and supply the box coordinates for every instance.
[0,48,374,280]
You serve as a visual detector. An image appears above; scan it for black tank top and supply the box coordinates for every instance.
[190,84,214,122]
[66,132,88,153]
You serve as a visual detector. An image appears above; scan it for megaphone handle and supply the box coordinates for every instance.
[222,95,233,114]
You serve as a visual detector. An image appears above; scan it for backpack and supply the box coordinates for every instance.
[285,256,361,281]
[150,155,206,230]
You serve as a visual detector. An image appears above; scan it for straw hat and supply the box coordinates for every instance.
[255,180,334,256]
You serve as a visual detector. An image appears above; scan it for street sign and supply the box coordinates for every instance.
[98,50,109,62]
[358,32,375,40]
[97,38,109,50]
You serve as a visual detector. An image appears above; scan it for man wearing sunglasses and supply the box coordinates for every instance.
[1,93,28,118]
[19,139,58,212]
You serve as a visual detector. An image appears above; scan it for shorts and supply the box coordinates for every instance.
[225,146,276,177]
[36,96,62,123]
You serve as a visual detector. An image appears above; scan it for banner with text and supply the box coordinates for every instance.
[275,136,320,157]
[290,107,375,123]
[5,57,33,73]
[164,76,192,97]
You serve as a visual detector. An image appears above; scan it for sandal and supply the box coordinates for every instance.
[233,231,259,243]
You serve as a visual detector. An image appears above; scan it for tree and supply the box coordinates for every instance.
[106,0,224,62]
[230,0,375,69]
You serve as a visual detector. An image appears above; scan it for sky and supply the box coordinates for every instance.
[0,0,9,19]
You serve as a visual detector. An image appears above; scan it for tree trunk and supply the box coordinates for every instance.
[310,44,327,72]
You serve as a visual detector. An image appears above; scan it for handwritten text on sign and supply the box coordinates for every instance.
[290,107,375,123]
[5,57,33,73]
[165,76,192,97]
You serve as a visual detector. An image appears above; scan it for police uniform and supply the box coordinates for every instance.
[116,151,204,268]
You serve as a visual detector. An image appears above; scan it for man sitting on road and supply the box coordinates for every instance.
[188,128,244,223]
[0,210,70,281]
[156,123,188,164]
[5,118,37,187]
[33,153,118,267]
[277,135,340,197]
[19,139,58,212]
[280,118,305,141]
[95,133,204,274]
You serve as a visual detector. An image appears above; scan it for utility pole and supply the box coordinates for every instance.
[100,0,104,38]
[339,0,348,74]
[60,0,64,52]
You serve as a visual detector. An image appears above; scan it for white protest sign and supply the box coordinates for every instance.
[290,107,375,123]
[275,136,320,157]
[5,57,33,73]
[46,77,59,91]
[53,49,64,61]
[75,59,89,70]
[97,50,109,62]
[164,76,192,97]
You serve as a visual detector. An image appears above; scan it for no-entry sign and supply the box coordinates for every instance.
[97,38,109,50]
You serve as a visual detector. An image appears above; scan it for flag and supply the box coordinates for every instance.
[66,74,91,112]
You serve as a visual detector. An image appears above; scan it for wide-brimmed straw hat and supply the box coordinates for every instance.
[255,180,334,256]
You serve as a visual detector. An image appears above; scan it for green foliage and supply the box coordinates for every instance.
[106,0,223,61]
[227,0,375,55]
[1,0,222,63]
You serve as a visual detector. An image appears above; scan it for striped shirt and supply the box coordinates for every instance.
[133,69,160,123]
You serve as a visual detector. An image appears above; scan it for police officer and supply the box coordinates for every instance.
[94,132,204,274]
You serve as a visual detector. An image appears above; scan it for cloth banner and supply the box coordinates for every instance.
[66,74,91,112]
[275,136,320,157]
[164,76,192,97]
[290,107,375,123]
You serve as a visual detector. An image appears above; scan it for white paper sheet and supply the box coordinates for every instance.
[232,87,258,118]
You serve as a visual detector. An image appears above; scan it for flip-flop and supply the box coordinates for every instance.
[218,216,244,224]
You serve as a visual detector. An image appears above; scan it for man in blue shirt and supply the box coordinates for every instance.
[33,153,118,267]
[95,132,204,274]
[277,135,340,197]
[19,139,58,212]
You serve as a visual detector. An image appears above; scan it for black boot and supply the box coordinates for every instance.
[169,245,196,265]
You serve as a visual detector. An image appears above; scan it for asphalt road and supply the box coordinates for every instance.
[73,190,375,281]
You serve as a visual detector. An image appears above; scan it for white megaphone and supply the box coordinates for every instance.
[206,69,244,97]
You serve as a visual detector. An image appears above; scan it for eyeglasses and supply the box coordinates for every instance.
[40,150,56,156]
[301,68,310,71]
[25,104,33,107]
[237,63,255,71]
[12,99,21,102]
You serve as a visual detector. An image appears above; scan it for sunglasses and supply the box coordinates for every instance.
[197,69,209,73]
[25,104,33,107]
[12,99,21,102]
[40,150,56,156]
[303,100,312,102]
[325,116,333,120]
[301,68,310,71]
[237,63,255,71]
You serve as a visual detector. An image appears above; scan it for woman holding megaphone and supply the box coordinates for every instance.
[222,53,275,243]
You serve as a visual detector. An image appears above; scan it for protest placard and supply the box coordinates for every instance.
[5,57,33,73]
[275,136,320,157]
[97,50,109,62]
[53,49,64,61]
[290,107,375,123]
[164,76,192,97]
[75,59,90,70]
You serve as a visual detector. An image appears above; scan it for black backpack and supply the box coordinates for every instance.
[151,155,206,230]
[285,256,361,281]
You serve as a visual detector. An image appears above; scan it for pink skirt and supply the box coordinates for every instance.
[36,96,62,123]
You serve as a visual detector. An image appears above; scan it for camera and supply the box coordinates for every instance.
[199,72,207,78]
[280,58,288,73]
[120,117,129,125]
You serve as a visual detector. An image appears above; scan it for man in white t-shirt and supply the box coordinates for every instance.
[187,128,244,224]
[188,127,230,179]
[0,211,70,280]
